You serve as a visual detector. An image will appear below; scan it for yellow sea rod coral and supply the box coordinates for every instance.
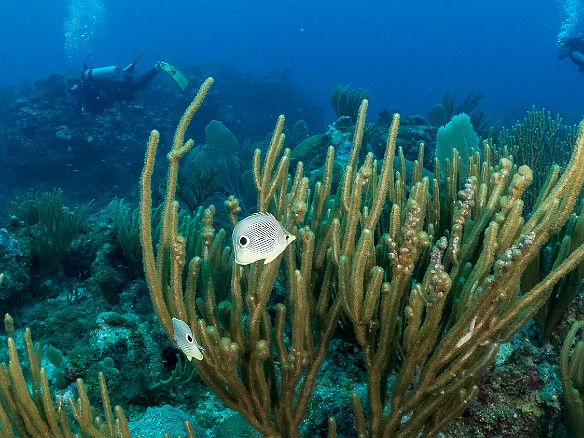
[140,78,584,437]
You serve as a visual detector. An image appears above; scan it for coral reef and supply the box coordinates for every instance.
[139,78,584,437]
[2,74,584,437]
[0,68,323,211]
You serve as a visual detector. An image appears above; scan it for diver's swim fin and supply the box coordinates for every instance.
[123,49,147,73]
[157,61,189,91]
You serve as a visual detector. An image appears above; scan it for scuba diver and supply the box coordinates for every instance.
[558,33,584,72]
[68,51,188,116]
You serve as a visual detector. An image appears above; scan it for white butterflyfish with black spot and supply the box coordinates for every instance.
[172,317,203,361]
[232,212,296,265]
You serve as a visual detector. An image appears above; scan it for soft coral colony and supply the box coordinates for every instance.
[2,77,584,437]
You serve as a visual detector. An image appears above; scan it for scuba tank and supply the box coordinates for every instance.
[79,50,146,83]
[81,65,122,82]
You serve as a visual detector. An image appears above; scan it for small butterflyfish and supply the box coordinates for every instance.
[232,212,296,265]
[172,318,203,361]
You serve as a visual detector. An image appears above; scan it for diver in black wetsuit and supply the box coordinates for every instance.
[68,51,187,116]
[559,33,584,72]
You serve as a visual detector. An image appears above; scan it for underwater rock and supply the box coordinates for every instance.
[0,228,22,258]
[34,73,67,104]
[0,228,30,303]
[129,405,207,438]
[91,310,166,403]
[366,122,436,171]
[291,118,361,172]
[408,114,427,126]
[290,133,330,172]
[427,103,448,127]
[86,225,129,305]
[216,413,260,438]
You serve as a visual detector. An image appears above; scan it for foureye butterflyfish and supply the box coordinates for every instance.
[172,317,204,361]
[232,212,296,265]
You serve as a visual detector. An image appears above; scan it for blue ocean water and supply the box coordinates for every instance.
[1,0,583,120]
